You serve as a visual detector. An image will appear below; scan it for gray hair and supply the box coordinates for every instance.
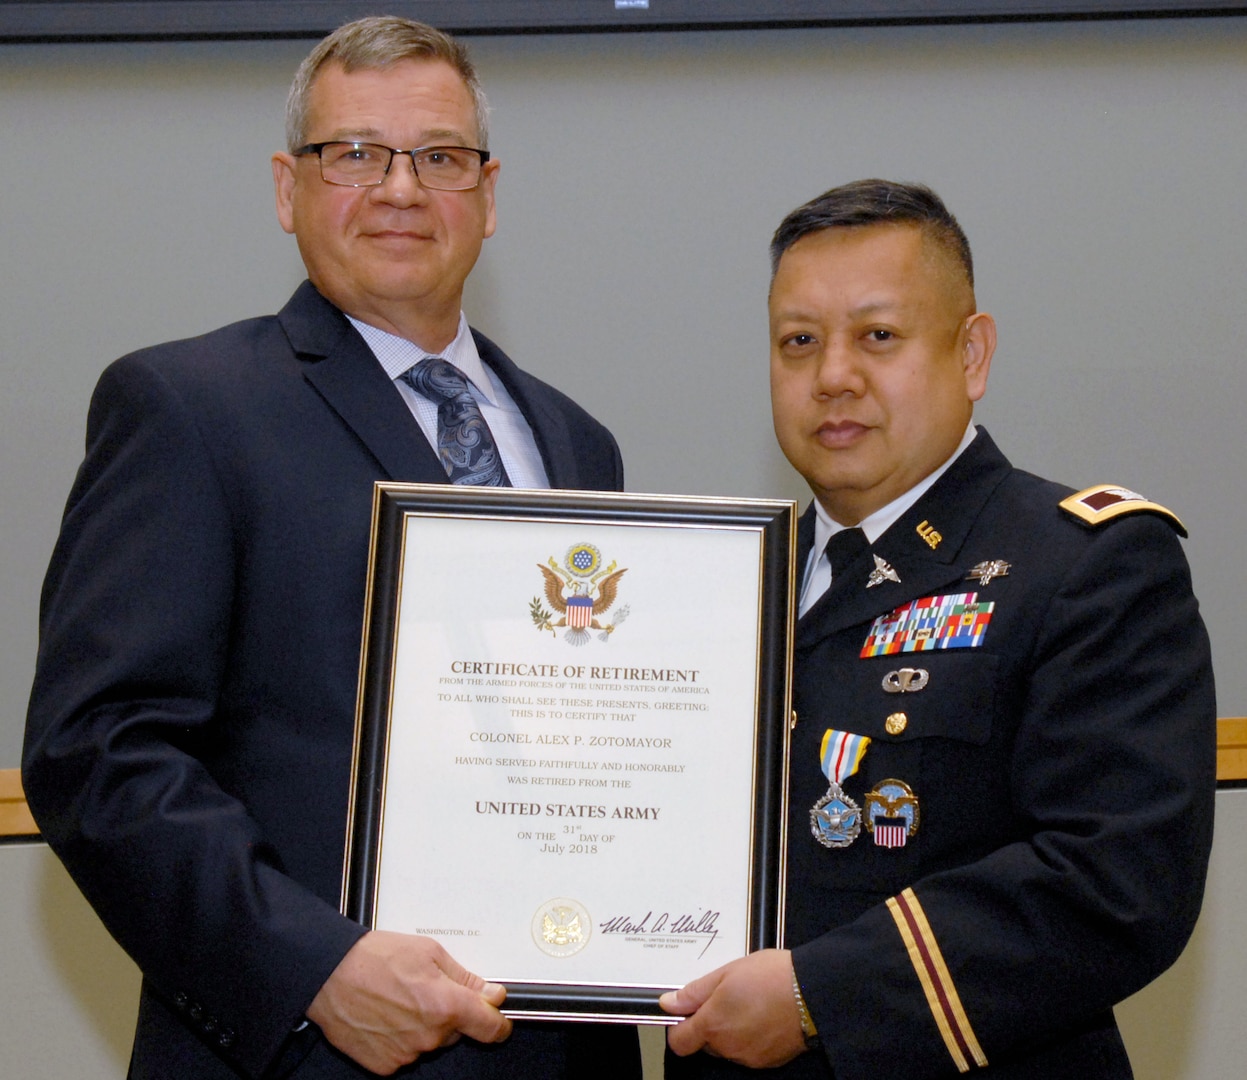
[284,16,490,152]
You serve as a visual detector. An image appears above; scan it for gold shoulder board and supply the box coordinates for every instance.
[1059,484,1187,537]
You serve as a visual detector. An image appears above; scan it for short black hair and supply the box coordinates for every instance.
[770,179,974,288]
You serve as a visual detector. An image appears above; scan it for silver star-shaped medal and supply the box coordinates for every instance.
[866,554,901,588]
[966,559,1010,585]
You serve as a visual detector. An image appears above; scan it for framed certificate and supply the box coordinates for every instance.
[343,484,796,1023]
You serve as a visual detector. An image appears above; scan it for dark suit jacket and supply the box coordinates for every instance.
[23,282,639,1080]
[668,428,1215,1080]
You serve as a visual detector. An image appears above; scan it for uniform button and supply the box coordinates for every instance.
[885,712,908,735]
[218,1029,236,1049]
[203,1017,217,1033]
[189,1004,203,1022]
[173,992,189,1010]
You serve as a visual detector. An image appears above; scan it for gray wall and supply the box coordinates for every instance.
[2,19,1244,766]
[2,19,1245,1079]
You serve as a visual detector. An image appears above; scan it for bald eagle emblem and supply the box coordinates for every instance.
[530,542,629,646]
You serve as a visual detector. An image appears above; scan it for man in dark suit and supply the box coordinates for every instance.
[23,16,639,1080]
[660,180,1216,1078]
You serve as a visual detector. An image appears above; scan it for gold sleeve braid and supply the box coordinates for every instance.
[792,970,819,1047]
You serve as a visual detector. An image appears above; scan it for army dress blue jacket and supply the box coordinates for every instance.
[670,427,1216,1080]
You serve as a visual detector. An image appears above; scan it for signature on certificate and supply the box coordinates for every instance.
[598,909,721,958]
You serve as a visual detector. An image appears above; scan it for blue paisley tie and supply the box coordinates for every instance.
[401,358,512,487]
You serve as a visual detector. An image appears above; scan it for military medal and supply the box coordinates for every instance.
[966,559,1010,586]
[861,593,995,657]
[864,779,920,849]
[810,729,870,849]
[881,667,929,693]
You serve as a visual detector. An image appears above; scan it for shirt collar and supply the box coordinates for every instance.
[811,422,978,553]
[347,312,500,405]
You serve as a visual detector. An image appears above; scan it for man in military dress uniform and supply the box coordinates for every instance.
[661,179,1216,1079]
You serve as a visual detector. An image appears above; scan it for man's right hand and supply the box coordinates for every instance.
[306,931,512,1075]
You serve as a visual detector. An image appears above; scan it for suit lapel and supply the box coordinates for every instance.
[473,329,579,489]
[796,429,1013,647]
[279,283,446,482]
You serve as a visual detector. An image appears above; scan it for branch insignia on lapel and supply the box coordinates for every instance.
[865,554,901,588]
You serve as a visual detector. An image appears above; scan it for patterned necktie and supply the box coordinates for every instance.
[401,357,512,487]
[824,526,870,582]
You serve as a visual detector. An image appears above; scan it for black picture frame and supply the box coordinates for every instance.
[342,482,796,1021]
[2,2,1245,43]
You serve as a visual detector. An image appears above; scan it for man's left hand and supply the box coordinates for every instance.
[659,948,810,1068]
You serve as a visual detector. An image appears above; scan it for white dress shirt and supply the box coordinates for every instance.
[348,313,551,490]
[798,423,978,616]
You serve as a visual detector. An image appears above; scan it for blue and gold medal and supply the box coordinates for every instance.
[810,729,871,849]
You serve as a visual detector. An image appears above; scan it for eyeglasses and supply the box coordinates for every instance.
[294,142,490,191]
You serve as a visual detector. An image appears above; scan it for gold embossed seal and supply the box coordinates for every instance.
[532,898,592,958]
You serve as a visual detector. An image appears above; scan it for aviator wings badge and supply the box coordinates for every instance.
[530,542,630,646]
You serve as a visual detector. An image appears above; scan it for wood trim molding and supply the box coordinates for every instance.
[0,768,38,838]
[3,721,1246,839]
[1218,717,1247,784]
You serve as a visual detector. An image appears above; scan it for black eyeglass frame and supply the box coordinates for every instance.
[293,142,492,190]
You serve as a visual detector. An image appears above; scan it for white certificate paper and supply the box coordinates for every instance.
[345,486,794,1022]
